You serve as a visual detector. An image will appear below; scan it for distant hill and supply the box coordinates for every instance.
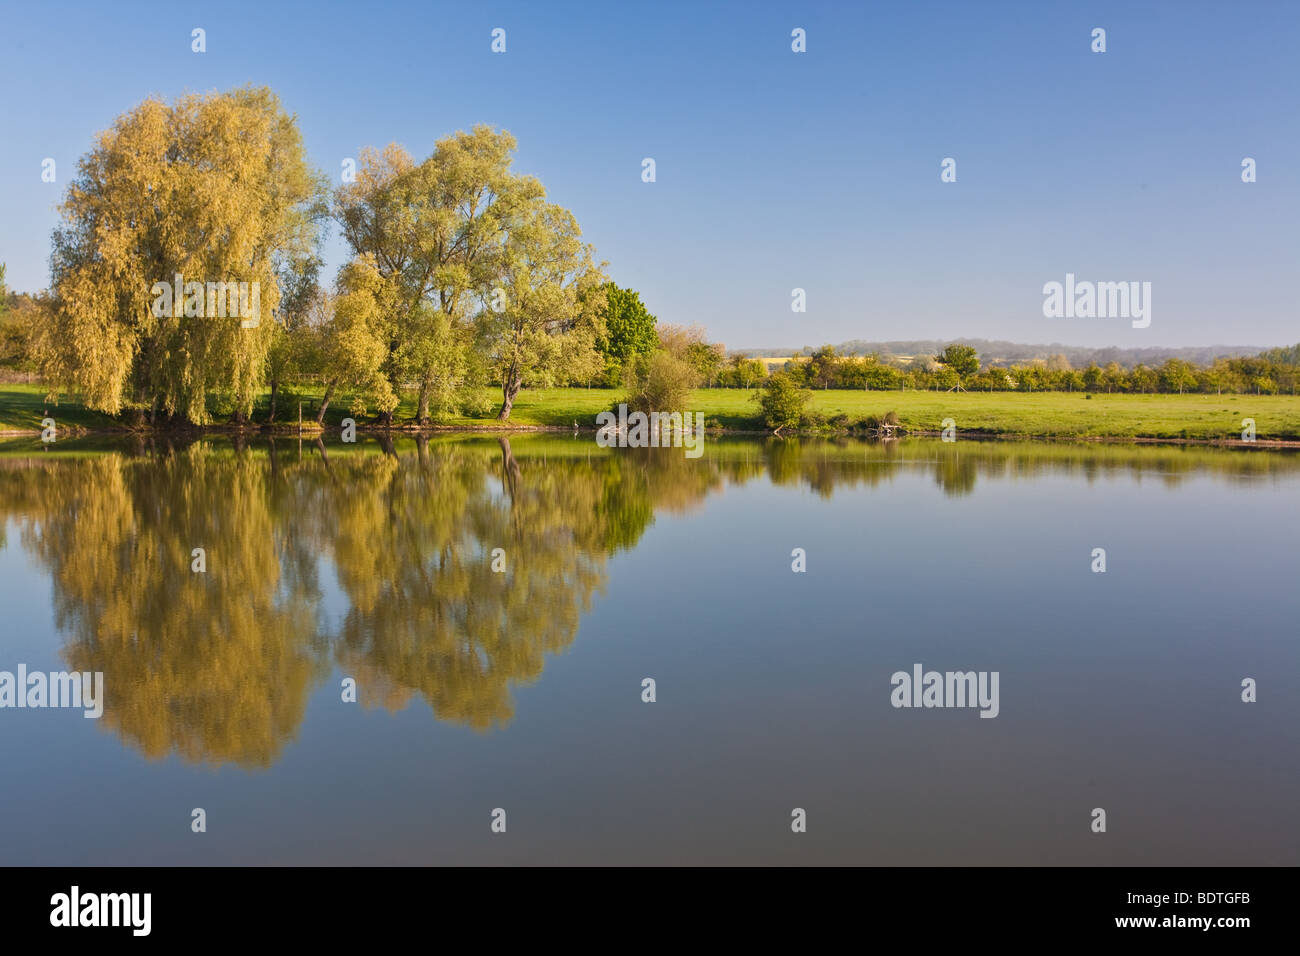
[734,339,1276,369]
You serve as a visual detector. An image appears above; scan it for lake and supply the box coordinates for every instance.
[0,434,1297,865]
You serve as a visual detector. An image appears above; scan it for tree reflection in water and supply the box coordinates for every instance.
[0,434,1291,768]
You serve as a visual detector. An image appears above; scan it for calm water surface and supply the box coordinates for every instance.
[0,435,1296,864]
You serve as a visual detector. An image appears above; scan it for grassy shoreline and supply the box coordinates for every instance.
[3,384,1299,445]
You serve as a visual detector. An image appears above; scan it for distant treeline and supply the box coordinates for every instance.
[722,344,1300,395]
[740,339,1274,370]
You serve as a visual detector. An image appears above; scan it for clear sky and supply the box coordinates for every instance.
[1,0,1296,349]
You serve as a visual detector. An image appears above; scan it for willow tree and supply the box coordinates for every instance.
[314,256,400,422]
[38,86,325,423]
[335,126,602,423]
[335,129,513,423]
[479,200,606,419]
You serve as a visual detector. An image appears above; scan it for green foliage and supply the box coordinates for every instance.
[335,128,605,421]
[0,266,28,372]
[1159,358,1197,395]
[591,282,658,385]
[755,371,811,432]
[737,347,1300,398]
[1261,343,1300,366]
[37,86,326,422]
[937,344,980,378]
[804,345,839,389]
[623,349,698,414]
[717,354,767,389]
[685,339,725,385]
[652,323,723,388]
[476,197,605,418]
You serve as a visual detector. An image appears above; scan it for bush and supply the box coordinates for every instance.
[755,371,811,433]
[623,348,699,414]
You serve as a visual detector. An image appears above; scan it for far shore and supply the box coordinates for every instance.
[4,425,1298,449]
[3,385,1299,447]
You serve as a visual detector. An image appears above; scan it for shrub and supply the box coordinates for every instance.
[802,409,828,430]
[864,410,900,431]
[623,348,698,414]
[755,371,811,433]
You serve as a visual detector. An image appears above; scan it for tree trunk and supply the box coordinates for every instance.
[267,379,279,424]
[315,380,337,424]
[416,374,431,425]
[498,437,520,499]
[497,377,521,420]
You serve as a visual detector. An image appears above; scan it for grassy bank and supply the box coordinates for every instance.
[3,384,1299,442]
[0,384,123,433]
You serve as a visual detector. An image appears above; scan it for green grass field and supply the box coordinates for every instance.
[0,384,122,433]
[792,389,1300,441]
[402,387,1300,441]
[2,383,1298,441]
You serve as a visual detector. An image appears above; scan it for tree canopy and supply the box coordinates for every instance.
[591,281,658,385]
[36,86,326,423]
[334,126,605,421]
[936,344,980,378]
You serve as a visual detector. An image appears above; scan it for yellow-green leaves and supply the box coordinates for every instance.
[42,87,324,423]
[336,126,604,422]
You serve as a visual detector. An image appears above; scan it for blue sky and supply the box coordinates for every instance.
[1,0,1296,349]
